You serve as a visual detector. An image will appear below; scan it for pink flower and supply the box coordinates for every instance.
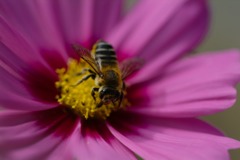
[0,0,240,160]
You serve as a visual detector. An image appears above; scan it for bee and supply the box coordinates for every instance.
[72,40,143,108]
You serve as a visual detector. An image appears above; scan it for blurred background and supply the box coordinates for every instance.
[125,0,240,159]
[199,1,240,159]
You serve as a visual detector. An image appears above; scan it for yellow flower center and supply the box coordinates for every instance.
[55,59,129,119]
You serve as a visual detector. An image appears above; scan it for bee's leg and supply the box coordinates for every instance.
[74,74,96,86]
[122,82,126,90]
[96,101,103,108]
[118,92,124,108]
[75,68,95,76]
[111,100,116,107]
[91,87,99,101]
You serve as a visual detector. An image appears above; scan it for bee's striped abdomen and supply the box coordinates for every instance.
[94,41,118,68]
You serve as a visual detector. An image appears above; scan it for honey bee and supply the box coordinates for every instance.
[72,40,143,108]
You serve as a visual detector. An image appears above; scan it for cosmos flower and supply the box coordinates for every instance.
[0,0,240,159]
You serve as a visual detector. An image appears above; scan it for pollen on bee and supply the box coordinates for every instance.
[55,59,129,119]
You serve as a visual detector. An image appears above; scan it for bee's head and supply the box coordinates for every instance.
[99,87,120,103]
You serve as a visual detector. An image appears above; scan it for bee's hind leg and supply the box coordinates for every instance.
[118,92,124,108]
[91,87,99,101]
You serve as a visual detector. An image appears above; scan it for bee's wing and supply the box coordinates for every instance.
[72,44,102,76]
[120,58,144,80]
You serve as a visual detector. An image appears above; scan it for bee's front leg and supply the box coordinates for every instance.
[96,101,103,108]
[74,74,96,86]
[91,87,99,101]
[75,68,95,76]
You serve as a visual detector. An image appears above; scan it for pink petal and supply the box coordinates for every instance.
[0,43,58,110]
[0,59,58,111]
[0,15,60,75]
[0,108,79,160]
[108,113,240,160]
[0,0,123,55]
[106,0,209,71]
[51,0,123,49]
[69,127,136,160]
[0,0,70,65]
[0,13,65,110]
[0,109,136,160]
[128,50,240,117]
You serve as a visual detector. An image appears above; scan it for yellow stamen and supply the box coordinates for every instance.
[55,59,129,119]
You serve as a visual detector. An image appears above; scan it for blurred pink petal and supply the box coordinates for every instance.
[0,109,77,160]
[0,3,69,111]
[108,113,240,160]
[0,15,61,74]
[52,0,123,48]
[70,128,136,160]
[0,41,58,110]
[0,110,135,160]
[0,0,123,54]
[128,50,240,117]
[0,0,69,62]
[107,0,209,67]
